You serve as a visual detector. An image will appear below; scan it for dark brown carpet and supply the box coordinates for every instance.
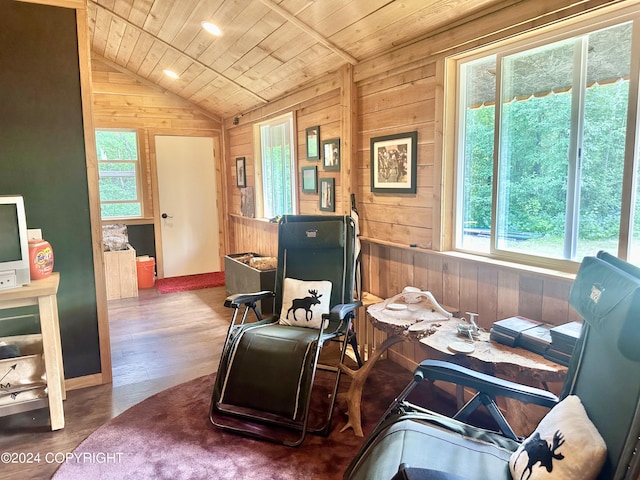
[52,360,412,480]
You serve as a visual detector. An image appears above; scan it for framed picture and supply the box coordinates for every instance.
[319,178,335,212]
[306,126,320,160]
[235,157,246,188]
[322,138,340,171]
[370,131,418,193]
[301,166,318,193]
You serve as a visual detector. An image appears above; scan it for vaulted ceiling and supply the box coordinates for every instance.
[88,0,507,120]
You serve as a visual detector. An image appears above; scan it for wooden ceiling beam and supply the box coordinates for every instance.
[258,0,358,65]
[88,0,269,106]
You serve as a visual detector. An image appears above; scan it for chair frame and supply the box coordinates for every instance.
[345,251,640,480]
[210,215,362,446]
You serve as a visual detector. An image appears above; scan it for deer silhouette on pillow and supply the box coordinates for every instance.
[287,289,323,322]
[514,430,565,480]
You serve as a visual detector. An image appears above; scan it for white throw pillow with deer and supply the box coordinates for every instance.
[279,278,332,329]
[509,395,606,480]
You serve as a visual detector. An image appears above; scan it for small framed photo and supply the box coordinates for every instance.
[301,166,318,193]
[306,126,320,161]
[322,138,340,171]
[319,177,335,212]
[370,131,418,193]
[235,157,246,188]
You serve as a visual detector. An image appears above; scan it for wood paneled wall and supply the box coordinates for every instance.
[226,87,342,218]
[91,56,222,220]
[222,0,621,371]
[361,242,579,371]
[92,57,222,131]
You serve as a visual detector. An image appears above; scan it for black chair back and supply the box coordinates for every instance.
[565,251,640,479]
[274,215,356,319]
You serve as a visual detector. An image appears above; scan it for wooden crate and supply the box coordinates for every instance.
[104,244,138,300]
[0,334,46,408]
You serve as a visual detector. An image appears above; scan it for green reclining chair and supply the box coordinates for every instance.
[345,250,640,480]
[210,215,361,446]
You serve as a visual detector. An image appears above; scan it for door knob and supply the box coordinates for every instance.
[161,213,173,219]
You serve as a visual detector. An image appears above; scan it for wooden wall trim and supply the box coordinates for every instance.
[18,0,85,9]
[77,3,112,383]
[353,0,629,84]
[360,237,574,282]
[65,372,104,391]
[340,64,358,215]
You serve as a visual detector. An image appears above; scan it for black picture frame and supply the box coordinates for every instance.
[322,138,340,171]
[306,126,320,161]
[319,177,335,212]
[301,166,318,193]
[235,157,246,188]
[370,131,418,193]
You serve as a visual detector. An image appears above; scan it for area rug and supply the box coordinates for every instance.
[53,361,412,480]
[155,272,225,294]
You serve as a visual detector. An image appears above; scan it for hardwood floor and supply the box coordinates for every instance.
[0,286,230,480]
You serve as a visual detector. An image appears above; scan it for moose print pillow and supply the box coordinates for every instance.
[279,278,332,329]
[509,395,606,480]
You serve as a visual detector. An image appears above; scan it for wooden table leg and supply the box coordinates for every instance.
[38,294,65,430]
[339,335,404,437]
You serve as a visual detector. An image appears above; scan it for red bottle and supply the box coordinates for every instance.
[28,239,54,280]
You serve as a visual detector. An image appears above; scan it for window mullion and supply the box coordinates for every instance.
[490,53,505,256]
[564,37,588,260]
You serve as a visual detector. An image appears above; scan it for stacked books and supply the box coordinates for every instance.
[491,316,583,366]
[490,316,542,347]
[544,321,583,366]
[519,324,553,355]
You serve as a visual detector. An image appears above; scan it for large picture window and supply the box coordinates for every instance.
[95,129,143,220]
[455,14,639,269]
[255,113,296,219]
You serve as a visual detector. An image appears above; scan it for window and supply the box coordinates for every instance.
[254,113,296,218]
[454,12,640,269]
[95,130,143,219]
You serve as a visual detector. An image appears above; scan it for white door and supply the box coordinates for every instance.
[155,135,220,278]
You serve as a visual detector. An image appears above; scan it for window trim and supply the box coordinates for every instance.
[253,112,297,219]
[446,3,640,273]
[96,128,147,221]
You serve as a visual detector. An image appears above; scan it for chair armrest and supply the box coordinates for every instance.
[224,291,275,308]
[328,301,362,321]
[415,359,559,408]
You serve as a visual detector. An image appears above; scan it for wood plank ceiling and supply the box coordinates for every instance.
[88,0,507,120]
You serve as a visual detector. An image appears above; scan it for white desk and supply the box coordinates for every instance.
[0,273,65,430]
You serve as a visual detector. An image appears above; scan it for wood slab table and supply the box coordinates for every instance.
[339,292,567,437]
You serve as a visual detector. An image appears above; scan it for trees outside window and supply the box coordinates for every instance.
[455,19,637,268]
[256,114,296,219]
[95,130,143,219]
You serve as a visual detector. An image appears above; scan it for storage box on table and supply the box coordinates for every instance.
[224,253,277,315]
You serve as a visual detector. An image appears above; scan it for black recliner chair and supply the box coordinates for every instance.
[210,215,361,446]
[345,251,640,479]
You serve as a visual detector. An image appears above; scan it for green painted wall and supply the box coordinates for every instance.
[0,1,101,378]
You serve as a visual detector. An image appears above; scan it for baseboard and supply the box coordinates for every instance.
[65,372,107,391]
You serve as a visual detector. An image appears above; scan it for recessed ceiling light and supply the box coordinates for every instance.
[163,69,179,79]
[201,21,222,36]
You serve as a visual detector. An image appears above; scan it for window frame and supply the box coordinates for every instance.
[95,128,146,221]
[253,112,297,219]
[448,5,640,272]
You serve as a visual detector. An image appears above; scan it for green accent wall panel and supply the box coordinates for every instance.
[0,1,101,378]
